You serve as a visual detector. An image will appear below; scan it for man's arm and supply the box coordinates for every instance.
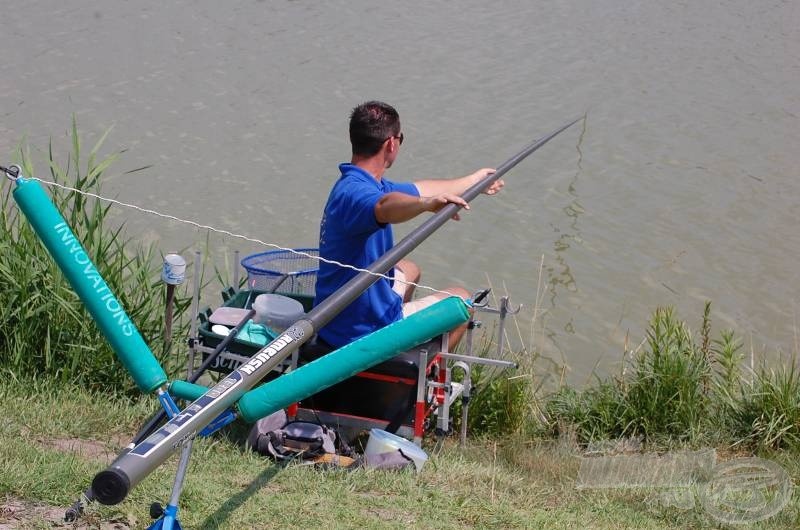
[374,168,501,224]
[375,168,504,224]
[415,168,500,197]
[374,192,468,224]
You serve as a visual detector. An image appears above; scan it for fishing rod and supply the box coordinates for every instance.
[90,115,584,506]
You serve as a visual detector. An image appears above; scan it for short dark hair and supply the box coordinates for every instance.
[349,101,401,157]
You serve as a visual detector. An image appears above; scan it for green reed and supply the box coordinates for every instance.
[544,307,709,444]
[720,360,800,451]
[624,307,710,442]
[0,118,190,395]
[455,364,533,437]
[543,303,800,451]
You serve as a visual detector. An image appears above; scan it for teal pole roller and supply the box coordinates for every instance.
[169,380,207,402]
[12,177,167,393]
[237,296,469,423]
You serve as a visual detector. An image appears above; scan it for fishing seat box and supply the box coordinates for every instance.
[297,336,441,426]
[197,289,441,427]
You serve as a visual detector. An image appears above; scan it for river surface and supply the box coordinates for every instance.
[2,1,799,385]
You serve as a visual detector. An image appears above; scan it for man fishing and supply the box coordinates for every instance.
[313,100,503,349]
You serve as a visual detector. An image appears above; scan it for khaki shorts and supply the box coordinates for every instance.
[393,268,446,318]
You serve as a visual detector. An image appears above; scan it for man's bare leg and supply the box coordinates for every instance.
[395,259,420,303]
[402,285,470,349]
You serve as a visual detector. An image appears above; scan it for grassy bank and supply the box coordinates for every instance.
[1,376,799,529]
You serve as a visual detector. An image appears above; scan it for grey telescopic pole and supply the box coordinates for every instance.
[90,116,583,506]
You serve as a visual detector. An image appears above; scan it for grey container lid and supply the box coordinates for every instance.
[252,293,306,332]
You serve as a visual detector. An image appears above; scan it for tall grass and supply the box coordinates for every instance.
[718,361,800,451]
[624,307,709,442]
[457,364,533,437]
[544,303,800,451]
[0,118,189,395]
[545,381,629,442]
[545,306,710,445]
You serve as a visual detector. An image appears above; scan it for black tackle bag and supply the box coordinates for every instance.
[247,410,345,461]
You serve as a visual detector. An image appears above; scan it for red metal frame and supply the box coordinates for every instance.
[292,352,444,441]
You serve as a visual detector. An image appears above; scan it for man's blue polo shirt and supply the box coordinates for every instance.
[314,163,419,348]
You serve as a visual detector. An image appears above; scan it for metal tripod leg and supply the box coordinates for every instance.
[147,438,192,530]
[147,389,191,530]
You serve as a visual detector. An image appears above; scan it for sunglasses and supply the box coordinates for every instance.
[385,132,404,145]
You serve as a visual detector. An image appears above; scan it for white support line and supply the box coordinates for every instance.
[28,176,453,298]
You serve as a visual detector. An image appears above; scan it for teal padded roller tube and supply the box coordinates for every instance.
[12,178,167,393]
[169,380,208,402]
[237,296,469,423]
